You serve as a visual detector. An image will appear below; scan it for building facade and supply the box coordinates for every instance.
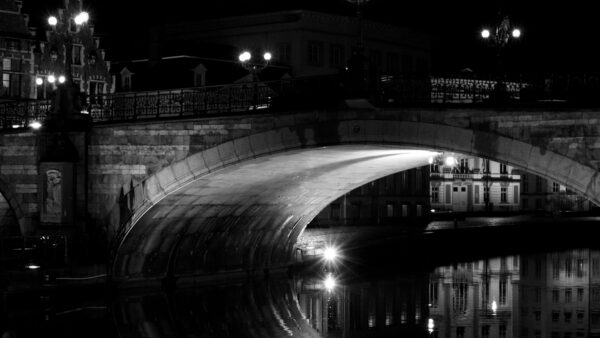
[429,256,521,338]
[157,10,431,78]
[430,155,521,213]
[1,0,113,101]
[520,172,594,213]
[519,249,600,337]
[310,167,431,228]
[34,0,113,100]
[0,0,36,101]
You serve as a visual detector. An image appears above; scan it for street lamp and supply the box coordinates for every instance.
[44,8,90,121]
[238,50,272,81]
[480,15,522,101]
[238,50,272,110]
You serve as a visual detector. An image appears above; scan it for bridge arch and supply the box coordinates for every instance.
[112,118,600,285]
[0,177,25,236]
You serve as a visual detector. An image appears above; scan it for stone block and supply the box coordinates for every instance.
[201,147,222,172]
[144,175,166,205]
[278,127,302,151]
[233,136,254,161]
[265,130,285,153]
[217,141,238,166]
[170,159,192,185]
[248,132,270,156]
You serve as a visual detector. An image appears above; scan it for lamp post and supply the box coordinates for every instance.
[43,9,90,123]
[480,15,522,101]
[238,50,272,109]
[238,50,272,81]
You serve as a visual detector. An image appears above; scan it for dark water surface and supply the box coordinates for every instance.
[2,223,600,337]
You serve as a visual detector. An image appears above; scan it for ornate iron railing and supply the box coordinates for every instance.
[2,73,599,130]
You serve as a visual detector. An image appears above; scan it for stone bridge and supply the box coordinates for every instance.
[1,106,600,285]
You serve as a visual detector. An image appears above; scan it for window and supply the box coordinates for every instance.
[552,310,560,322]
[1,73,9,92]
[565,288,572,303]
[552,289,559,303]
[307,41,323,66]
[577,259,585,278]
[474,185,480,204]
[401,204,408,217]
[481,325,490,338]
[500,163,508,174]
[499,278,507,305]
[459,159,469,173]
[578,288,584,302]
[553,258,560,279]
[2,58,10,70]
[523,175,529,192]
[552,182,560,192]
[483,186,490,203]
[577,311,585,323]
[536,176,543,193]
[276,43,291,64]
[431,186,439,203]
[429,282,438,307]
[329,44,344,67]
[499,324,507,338]
[513,186,519,204]
[453,283,468,314]
[483,159,490,173]
[501,187,508,203]
[72,44,82,65]
[565,311,572,323]
[386,203,394,217]
[6,38,19,51]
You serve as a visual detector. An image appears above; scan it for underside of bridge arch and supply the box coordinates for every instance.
[113,118,600,285]
[113,145,437,283]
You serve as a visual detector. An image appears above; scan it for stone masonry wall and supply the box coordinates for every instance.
[0,130,38,235]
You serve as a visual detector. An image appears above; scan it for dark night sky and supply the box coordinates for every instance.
[20,0,600,74]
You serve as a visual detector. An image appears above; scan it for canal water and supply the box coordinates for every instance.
[1,222,600,337]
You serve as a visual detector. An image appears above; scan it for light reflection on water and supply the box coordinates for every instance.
[2,247,600,337]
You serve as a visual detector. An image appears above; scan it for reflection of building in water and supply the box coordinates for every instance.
[430,155,521,212]
[297,275,429,337]
[429,256,520,337]
[519,249,600,337]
